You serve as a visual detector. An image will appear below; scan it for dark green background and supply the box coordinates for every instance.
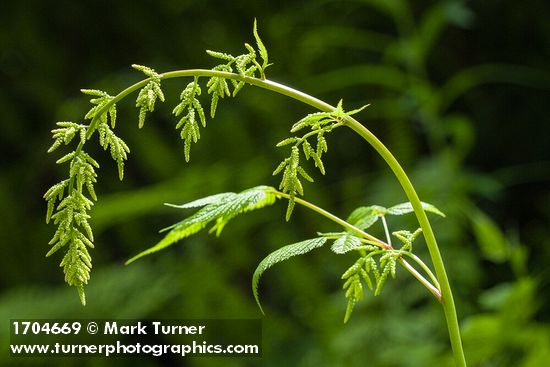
[1,0,549,366]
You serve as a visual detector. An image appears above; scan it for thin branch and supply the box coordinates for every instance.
[380,215,393,247]
[399,259,441,302]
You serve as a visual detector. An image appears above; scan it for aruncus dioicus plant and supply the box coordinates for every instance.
[44,20,467,366]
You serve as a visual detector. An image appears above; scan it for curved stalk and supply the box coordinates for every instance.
[381,212,442,298]
[400,252,441,292]
[83,69,466,367]
[380,215,393,246]
[399,258,441,300]
[342,110,467,367]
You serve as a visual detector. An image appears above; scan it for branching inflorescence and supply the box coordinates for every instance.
[273,100,367,220]
[45,19,466,366]
[45,20,270,305]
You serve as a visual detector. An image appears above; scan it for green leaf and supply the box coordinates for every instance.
[253,19,269,73]
[345,104,370,116]
[207,187,278,236]
[166,186,276,234]
[165,193,234,209]
[331,233,362,254]
[127,186,278,263]
[252,237,327,313]
[333,99,344,116]
[346,206,386,230]
[125,222,207,265]
[387,201,445,217]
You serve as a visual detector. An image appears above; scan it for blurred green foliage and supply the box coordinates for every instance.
[1,0,549,366]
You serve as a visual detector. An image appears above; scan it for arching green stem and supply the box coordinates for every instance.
[82,69,466,367]
[342,106,467,367]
